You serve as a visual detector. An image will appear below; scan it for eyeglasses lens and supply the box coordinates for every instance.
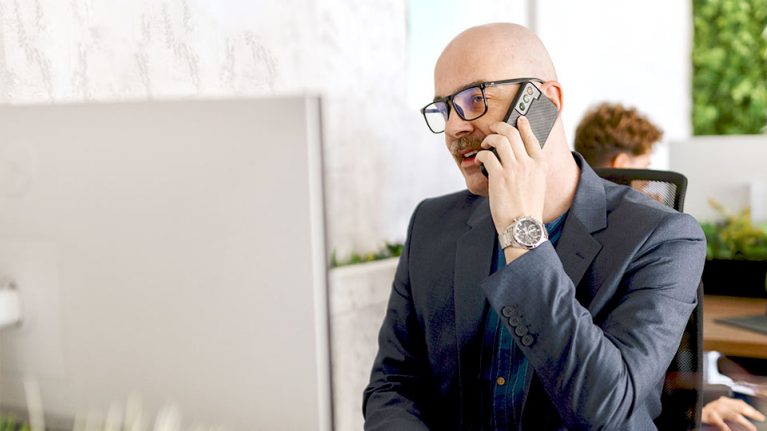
[453,86,486,121]
[423,86,487,133]
[423,103,448,133]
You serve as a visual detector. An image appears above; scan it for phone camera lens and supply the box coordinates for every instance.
[523,95,530,103]
[519,102,526,111]
[526,87,534,95]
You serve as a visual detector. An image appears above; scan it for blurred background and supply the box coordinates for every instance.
[0,0,765,430]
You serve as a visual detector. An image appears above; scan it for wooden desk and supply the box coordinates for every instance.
[704,295,767,359]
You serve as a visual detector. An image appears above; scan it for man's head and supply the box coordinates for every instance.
[431,23,565,196]
[574,102,663,169]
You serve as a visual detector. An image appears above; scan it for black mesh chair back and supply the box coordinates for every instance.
[594,168,702,431]
[594,168,688,212]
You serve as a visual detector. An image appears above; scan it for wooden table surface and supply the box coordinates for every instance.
[703,295,767,359]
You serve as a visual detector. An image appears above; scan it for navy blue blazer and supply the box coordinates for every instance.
[363,154,706,430]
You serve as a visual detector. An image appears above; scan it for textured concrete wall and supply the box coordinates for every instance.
[0,0,464,260]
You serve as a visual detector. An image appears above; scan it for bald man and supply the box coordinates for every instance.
[363,23,706,430]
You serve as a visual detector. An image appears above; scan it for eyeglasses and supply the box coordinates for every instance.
[420,77,544,134]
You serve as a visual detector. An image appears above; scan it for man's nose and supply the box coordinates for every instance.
[444,109,473,138]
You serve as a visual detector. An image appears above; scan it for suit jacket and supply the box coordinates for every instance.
[363,154,707,430]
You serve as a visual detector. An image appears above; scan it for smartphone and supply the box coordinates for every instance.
[480,81,559,177]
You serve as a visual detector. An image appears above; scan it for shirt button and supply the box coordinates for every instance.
[515,326,529,337]
[508,316,521,327]
[496,376,506,386]
[501,306,513,318]
[522,334,534,346]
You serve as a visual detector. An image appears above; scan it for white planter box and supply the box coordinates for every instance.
[329,257,399,431]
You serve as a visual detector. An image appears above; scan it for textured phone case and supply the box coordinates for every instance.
[480,82,559,177]
[505,83,559,148]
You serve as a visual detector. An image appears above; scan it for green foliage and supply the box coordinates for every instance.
[701,200,767,260]
[692,0,767,135]
[0,416,31,431]
[330,242,404,268]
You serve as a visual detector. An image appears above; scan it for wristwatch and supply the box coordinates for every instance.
[499,216,548,250]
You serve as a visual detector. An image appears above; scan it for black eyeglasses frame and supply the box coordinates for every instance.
[420,77,545,134]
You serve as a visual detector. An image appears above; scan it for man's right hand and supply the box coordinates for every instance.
[475,115,547,264]
[702,396,765,431]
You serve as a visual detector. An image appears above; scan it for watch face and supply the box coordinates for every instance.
[513,218,544,247]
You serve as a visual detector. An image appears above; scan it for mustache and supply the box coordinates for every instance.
[451,135,484,156]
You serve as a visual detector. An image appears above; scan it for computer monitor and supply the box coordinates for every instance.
[669,135,767,223]
[0,97,332,431]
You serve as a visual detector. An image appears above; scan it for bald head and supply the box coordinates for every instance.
[432,23,578,211]
[435,23,557,95]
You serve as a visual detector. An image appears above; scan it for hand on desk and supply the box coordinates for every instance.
[702,396,765,431]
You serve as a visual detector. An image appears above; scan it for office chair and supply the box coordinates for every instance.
[594,168,702,431]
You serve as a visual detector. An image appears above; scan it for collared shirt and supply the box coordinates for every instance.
[479,213,567,430]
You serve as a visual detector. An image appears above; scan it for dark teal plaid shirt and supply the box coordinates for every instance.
[479,213,566,430]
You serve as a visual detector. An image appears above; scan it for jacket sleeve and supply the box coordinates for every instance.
[481,211,706,430]
[362,201,432,431]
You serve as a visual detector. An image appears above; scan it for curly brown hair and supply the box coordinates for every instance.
[574,102,663,167]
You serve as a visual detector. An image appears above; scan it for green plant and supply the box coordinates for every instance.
[701,200,767,260]
[0,416,31,431]
[330,242,404,268]
[692,0,767,135]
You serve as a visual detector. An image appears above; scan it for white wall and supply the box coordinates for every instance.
[534,0,692,169]
[0,0,693,257]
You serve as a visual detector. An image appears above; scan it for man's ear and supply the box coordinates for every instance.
[611,152,631,168]
[541,81,563,112]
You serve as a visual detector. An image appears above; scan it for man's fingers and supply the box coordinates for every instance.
[488,121,527,162]
[708,413,732,431]
[481,133,515,165]
[734,399,766,421]
[515,116,544,159]
[732,414,758,431]
[475,149,502,176]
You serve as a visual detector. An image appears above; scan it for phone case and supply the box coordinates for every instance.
[504,81,559,148]
[480,81,559,178]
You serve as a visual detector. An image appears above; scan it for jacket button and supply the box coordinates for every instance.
[515,326,529,337]
[501,306,513,318]
[521,334,534,346]
[508,316,521,327]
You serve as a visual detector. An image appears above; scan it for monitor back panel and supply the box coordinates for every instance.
[0,98,331,431]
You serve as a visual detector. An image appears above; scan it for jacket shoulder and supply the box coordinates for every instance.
[415,190,481,219]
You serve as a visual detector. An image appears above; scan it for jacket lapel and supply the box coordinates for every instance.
[520,154,607,423]
[557,215,603,304]
[558,155,608,305]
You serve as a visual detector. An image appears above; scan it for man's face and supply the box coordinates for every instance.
[434,67,521,196]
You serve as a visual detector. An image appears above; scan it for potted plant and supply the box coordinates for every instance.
[700,200,767,298]
[0,415,31,431]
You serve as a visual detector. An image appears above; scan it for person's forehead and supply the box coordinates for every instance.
[433,37,528,94]
[434,55,514,97]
